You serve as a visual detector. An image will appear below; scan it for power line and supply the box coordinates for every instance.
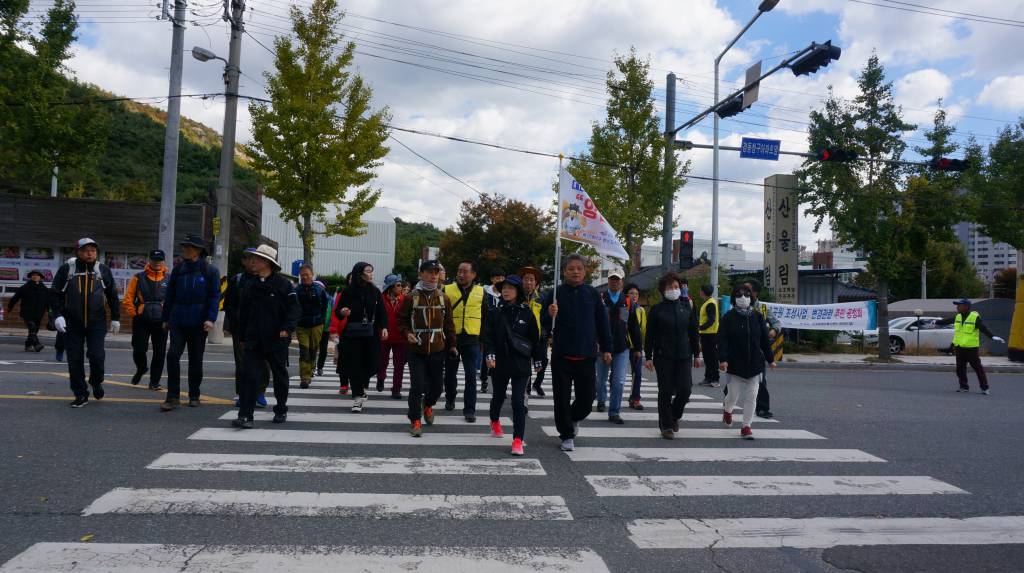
[388,135,482,199]
[847,0,1024,28]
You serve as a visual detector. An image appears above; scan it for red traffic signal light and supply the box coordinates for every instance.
[790,41,842,77]
[715,94,745,119]
[930,158,969,172]
[682,231,692,244]
[816,146,858,162]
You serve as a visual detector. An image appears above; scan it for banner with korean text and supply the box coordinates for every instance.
[762,301,877,331]
[558,168,629,260]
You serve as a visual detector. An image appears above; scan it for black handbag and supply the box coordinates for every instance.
[504,309,534,357]
[344,296,377,338]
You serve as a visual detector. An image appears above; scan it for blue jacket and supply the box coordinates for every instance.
[161,259,220,328]
[541,282,612,359]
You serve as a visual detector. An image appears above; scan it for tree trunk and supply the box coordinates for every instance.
[877,277,890,360]
[630,242,642,274]
[300,212,314,269]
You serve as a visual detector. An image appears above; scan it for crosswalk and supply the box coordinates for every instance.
[4,363,1024,571]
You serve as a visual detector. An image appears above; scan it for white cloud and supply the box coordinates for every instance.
[977,75,1024,111]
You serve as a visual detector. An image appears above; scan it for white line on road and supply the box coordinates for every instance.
[627,517,1024,549]
[0,543,609,572]
[82,488,573,520]
[587,475,967,497]
[148,453,545,475]
[190,427,517,447]
[528,411,774,423]
[541,426,825,440]
[220,411,512,426]
[566,447,885,463]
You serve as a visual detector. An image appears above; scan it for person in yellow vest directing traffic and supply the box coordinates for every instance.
[936,298,1005,395]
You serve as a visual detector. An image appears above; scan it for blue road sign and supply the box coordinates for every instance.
[740,137,781,161]
[291,259,305,276]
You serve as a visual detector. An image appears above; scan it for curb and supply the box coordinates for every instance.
[777,361,1024,374]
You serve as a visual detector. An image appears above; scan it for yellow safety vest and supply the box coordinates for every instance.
[444,283,484,336]
[627,305,647,348]
[526,291,542,330]
[953,311,981,348]
[699,298,719,334]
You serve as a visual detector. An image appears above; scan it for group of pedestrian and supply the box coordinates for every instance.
[7,234,1005,454]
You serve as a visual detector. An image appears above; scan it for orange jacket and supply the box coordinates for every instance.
[122,263,168,318]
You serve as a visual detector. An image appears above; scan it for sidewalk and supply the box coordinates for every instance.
[780,352,1024,373]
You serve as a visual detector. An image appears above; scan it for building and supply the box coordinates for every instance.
[590,240,762,286]
[811,237,868,272]
[954,221,1019,285]
[261,198,396,287]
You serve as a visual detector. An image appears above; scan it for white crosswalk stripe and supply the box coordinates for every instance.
[627,517,1024,549]
[83,487,573,520]
[528,410,775,422]
[541,426,824,440]
[190,427,520,446]
[565,447,886,463]
[586,475,967,497]
[219,411,513,426]
[148,453,546,475]
[0,543,609,572]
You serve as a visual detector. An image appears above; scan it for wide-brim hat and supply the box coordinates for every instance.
[249,244,281,270]
[495,274,525,295]
[383,273,402,290]
[179,233,207,254]
[26,270,44,279]
[517,266,542,283]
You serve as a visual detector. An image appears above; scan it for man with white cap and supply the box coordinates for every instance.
[232,244,300,428]
[49,238,121,408]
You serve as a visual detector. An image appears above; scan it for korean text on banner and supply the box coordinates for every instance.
[558,169,629,260]
[762,301,877,331]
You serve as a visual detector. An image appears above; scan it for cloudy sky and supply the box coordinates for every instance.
[29,0,1024,254]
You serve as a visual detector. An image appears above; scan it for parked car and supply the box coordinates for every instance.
[864,316,953,354]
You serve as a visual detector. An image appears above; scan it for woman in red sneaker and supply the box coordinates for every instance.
[482,274,544,456]
[718,284,775,439]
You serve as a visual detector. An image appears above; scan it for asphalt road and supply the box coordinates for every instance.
[0,338,1022,572]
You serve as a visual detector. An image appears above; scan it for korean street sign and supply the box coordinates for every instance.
[740,137,781,161]
[763,174,799,305]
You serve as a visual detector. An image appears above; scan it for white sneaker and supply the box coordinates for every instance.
[351,396,364,413]
[560,438,575,451]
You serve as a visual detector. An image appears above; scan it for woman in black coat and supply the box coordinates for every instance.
[482,274,544,456]
[335,262,389,412]
[7,271,49,352]
[718,284,775,439]
[643,272,701,440]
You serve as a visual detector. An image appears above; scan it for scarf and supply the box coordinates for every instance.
[415,280,437,292]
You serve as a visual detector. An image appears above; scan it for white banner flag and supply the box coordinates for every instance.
[761,301,878,331]
[558,168,629,260]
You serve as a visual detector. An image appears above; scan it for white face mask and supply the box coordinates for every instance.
[735,295,751,309]
[664,289,681,301]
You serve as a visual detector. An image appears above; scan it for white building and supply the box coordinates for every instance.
[954,221,1020,284]
[261,198,396,287]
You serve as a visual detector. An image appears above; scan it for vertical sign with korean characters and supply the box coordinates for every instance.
[763,174,799,304]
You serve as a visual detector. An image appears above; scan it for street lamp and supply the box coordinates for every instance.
[914,308,923,354]
[709,0,779,297]
[192,42,240,343]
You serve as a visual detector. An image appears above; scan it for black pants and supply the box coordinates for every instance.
[316,327,330,372]
[232,335,269,396]
[490,371,529,439]
[756,373,770,413]
[445,343,480,414]
[131,320,167,387]
[22,319,42,349]
[167,325,207,401]
[341,336,377,397]
[55,331,65,354]
[700,333,719,382]
[654,357,693,431]
[550,355,596,440]
[533,355,549,389]
[955,347,989,390]
[65,324,106,399]
[238,345,289,419]
[407,351,445,421]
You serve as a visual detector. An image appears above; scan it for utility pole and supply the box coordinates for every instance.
[158,0,187,258]
[50,165,58,197]
[921,260,927,299]
[209,0,245,343]
[661,72,675,271]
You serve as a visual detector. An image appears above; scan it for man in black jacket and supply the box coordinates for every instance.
[7,270,48,352]
[222,249,269,406]
[595,272,642,424]
[50,238,120,408]
[541,253,612,452]
[232,245,300,428]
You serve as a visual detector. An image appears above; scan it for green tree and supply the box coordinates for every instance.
[796,55,957,359]
[0,0,107,193]
[966,118,1024,250]
[855,240,984,300]
[393,217,442,282]
[438,193,555,283]
[564,48,687,274]
[248,0,390,267]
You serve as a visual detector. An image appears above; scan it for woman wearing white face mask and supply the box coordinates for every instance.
[643,272,701,440]
[718,285,775,439]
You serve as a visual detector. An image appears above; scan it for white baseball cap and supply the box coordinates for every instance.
[77,238,98,249]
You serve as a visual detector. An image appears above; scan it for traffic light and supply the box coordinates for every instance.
[679,230,694,270]
[930,158,970,172]
[816,146,858,162]
[715,94,744,119]
[790,41,841,77]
